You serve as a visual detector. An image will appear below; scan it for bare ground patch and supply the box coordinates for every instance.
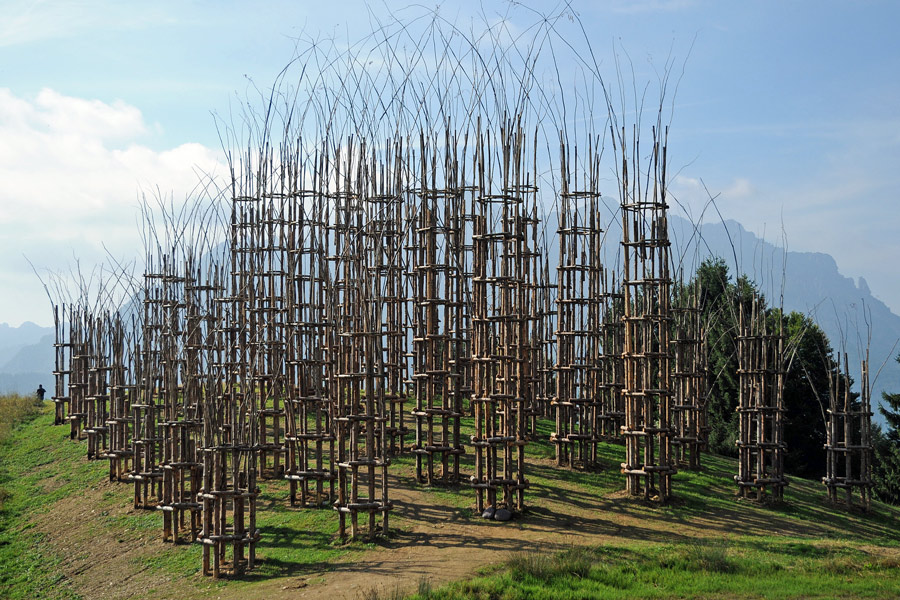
[28,455,898,600]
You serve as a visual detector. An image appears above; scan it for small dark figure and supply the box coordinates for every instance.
[36,384,46,401]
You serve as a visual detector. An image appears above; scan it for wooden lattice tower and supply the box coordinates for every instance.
[200,273,260,579]
[195,193,262,576]
[697,329,712,451]
[672,280,703,470]
[284,183,335,507]
[157,261,194,541]
[52,304,71,426]
[67,309,89,441]
[598,272,625,440]
[451,173,477,424]
[530,255,555,426]
[552,141,604,468]
[470,122,534,514]
[619,127,676,500]
[251,196,288,479]
[823,353,874,509]
[520,186,544,438]
[133,267,165,509]
[102,315,134,481]
[376,150,409,457]
[158,259,211,543]
[84,313,110,461]
[411,132,465,484]
[329,141,392,539]
[735,297,787,501]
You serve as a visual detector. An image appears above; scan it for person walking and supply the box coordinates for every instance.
[36,384,46,401]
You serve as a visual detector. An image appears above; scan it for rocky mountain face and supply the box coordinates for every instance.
[669,215,900,421]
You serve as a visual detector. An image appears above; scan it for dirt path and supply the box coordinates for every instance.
[31,478,191,600]
[30,458,898,600]
[239,485,601,600]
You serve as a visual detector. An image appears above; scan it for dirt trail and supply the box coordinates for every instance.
[30,459,887,600]
[240,485,604,600]
[31,478,190,600]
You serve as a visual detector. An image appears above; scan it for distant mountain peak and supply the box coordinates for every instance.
[858,276,871,296]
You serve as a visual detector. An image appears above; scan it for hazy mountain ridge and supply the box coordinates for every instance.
[0,322,53,395]
[671,216,900,420]
[2,217,898,420]
[540,210,899,421]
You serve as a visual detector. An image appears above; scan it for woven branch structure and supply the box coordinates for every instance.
[46,11,878,579]
[735,297,788,502]
[672,281,704,470]
[823,353,874,509]
[619,127,677,501]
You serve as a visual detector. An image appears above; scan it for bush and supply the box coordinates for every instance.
[508,547,593,582]
[660,540,736,574]
[684,541,736,573]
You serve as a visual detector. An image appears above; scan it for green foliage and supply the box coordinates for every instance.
[695,257,740,457]
[781,311,832,479]
[874,355,900,504]
[694,259,772,458]
[693,258,836,478]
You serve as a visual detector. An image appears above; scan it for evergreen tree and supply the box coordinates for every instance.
[873,354,900,504]
[781,311,832,479]
[691,257,838,476]
[695,257,739,456]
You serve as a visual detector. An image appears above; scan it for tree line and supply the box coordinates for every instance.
[692,257,900,503]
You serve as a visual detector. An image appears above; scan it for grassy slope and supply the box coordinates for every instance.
[0,402,86,598]
[408,540,900,600]
[403,420,900,599]
[1,403,899,599]
[0,405,366,599]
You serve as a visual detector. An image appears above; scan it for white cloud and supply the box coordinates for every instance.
[0,0,174,48]
[0,88,223,326]
[722,177,753,200]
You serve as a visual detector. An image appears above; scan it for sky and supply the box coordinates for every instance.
[1,0,899,327]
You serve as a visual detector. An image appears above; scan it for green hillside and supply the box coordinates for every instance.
[2,401,899,600]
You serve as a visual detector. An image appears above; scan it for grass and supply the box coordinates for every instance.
[1,399,899,599]
[405,539,900,599]
[0,393,43,445]
[0,398,365,599]
[0,398,86,599]
[0,393,45,512]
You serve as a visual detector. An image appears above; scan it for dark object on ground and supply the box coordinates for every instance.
[493,508,512,522]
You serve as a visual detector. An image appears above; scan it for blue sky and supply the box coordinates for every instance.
[2,0,899,327]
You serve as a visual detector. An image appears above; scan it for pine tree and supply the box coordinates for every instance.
[873,354,900,504]
[695,257,739,456]
[692,257,838,475]
[781,311,832,479]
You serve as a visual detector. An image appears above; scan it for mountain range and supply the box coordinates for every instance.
[668,215,900,420]
[0,321,53,396]
[3,215,897,425]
